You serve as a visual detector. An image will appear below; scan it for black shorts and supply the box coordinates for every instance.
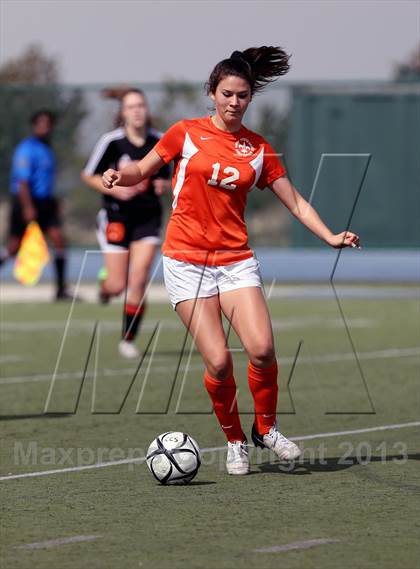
[9,196,62,238]
[96,206,162,250]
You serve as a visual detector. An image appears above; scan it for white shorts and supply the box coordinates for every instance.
[162,255,263,309]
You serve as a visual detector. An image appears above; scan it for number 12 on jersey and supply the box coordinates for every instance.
[207,162,239,190]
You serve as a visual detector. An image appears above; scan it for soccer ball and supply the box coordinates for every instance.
[146,432,201,485]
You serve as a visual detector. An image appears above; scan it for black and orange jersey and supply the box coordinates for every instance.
[84,127,170,213]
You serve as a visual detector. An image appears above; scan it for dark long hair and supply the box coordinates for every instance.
[101,87,152,128]
[206,46,291,96]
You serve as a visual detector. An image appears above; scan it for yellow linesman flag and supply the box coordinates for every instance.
[13,221,50,286]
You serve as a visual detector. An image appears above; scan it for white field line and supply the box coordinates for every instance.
[0,316,376,332]
[0,346,418,386]
[0,445,225,481]
[254,538,340,553]
[14,535,102,550]
[1,283,419,304]
[0,355,26,363]
[303,346,420,364]
[291,420,420,441]
[1,421,419,482]
[1,319,181,332]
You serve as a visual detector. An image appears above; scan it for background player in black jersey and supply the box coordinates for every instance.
[81,88,170,358]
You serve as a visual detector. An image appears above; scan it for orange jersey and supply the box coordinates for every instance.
[154,116,286,265]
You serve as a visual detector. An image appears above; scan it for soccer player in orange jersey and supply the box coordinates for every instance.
[102,47,361,475]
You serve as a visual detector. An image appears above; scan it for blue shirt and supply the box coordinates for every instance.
[10,137,56,199]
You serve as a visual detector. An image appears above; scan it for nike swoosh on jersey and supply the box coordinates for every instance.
[200,136,212,140]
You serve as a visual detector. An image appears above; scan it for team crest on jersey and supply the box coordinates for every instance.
[235,138,254,157]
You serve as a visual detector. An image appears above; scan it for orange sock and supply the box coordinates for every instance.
[248,360,278,435]
[204,371,245,443]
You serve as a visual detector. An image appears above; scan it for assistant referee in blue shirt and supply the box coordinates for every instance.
[0,110,71,300]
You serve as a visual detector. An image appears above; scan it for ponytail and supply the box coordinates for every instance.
[206,46,291,95]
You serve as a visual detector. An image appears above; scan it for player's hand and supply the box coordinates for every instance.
[23,204,37,223]
[102,169,121,189]
[110,185,139,201]
[328,231,361,249]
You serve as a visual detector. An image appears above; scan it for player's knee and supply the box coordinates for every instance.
[248,344,276,367]
[105,278,126,296]
[206,353,232,380]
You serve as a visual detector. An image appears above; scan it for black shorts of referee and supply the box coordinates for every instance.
[9,196,62,238]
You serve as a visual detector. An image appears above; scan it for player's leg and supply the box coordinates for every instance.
[118,238,158,357]
[219,268,301,461]
[45,226,69,299]
[0,198,25,268]
[95,207,129,301]
[98,249,137,358]
[42,198,71,300]
[176,296,249,474]
[101,249,129,296]
[177,297,246,445]
[0,236,21,265]
[219,285,278,426]
[118,211,162,357]
[176,295,234,380]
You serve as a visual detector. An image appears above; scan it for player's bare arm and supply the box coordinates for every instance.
[81,171,109,193]
[102,149,165,190]
[270,175,361,249]
[81,172,139,201]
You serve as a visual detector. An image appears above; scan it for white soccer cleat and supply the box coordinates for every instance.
[118,340,140,359]
[252,423,301,461]
[226,440,250,475]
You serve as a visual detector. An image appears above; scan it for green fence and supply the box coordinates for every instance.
[288,82,420,248]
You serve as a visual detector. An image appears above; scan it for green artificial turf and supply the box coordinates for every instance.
[0,291,419,568]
